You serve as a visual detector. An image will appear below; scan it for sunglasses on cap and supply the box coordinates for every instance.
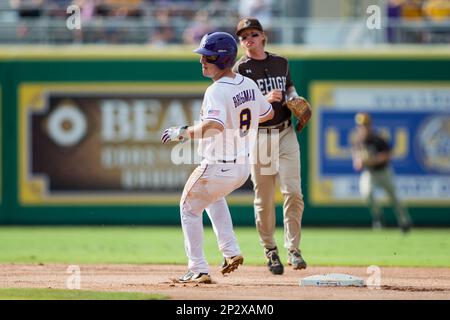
[239,33,260,41]
[202,55,219,63]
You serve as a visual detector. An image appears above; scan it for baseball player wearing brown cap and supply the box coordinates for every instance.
[233,17,307,275]
[351,112,413,233]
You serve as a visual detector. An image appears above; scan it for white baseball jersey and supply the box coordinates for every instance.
[198,73,272,163]
[181,73,271,274]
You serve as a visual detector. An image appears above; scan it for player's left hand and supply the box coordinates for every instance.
[161,126,189,144]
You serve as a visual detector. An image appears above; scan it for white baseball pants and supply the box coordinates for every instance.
[180,161,250,274]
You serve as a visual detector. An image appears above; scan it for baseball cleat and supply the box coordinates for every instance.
[221,255,244,275]
[287,249,307,270]
[177,270,212,284]
[265,247,284,275]
[400,222,412,234]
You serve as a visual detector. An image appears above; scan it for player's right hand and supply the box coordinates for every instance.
[266,89,283,103]
[161,126,189,144]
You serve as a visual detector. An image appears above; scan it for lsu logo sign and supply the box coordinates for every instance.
[310,82,450,205]
[416,115,450,174]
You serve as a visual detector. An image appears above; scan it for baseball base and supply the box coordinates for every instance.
[300,273,366,287]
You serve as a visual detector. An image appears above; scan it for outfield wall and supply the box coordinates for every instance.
[1,46,449,225]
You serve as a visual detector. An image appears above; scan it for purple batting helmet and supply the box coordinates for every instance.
[194,32,237,70]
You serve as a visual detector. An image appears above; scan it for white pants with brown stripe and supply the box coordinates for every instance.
[251,126,305,252]
[180,160,250,274]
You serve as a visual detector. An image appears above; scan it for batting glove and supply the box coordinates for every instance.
[161,126,189,144]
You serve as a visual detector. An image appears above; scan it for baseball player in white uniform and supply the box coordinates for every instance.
[161,32,274,283]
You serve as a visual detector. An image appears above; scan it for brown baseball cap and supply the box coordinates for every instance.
[236,17,264,36]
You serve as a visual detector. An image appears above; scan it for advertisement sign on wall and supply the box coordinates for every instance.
[310,82,450,206]
[18,83,254,205]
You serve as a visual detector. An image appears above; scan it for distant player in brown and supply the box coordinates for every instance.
[351,112,412,233]
[233,17,307,275]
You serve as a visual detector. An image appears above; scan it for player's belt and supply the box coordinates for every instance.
[259,119,291,133]
[219,154,249,163]
[220,159,237,163]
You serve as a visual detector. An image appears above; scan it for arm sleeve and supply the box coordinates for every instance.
[285,59,294,89]
[384,139,392,152]
[203,87,226,127]
[255,86,272,118]
[377,135,391,152]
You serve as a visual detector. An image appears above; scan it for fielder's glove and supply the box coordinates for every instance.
[161,126,189,144]
[284,96,312,131]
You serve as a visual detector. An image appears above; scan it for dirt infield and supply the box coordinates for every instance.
[0,264,449,300]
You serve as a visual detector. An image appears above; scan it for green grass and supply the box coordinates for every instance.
[0,288,166,300]
[0,226,449,267]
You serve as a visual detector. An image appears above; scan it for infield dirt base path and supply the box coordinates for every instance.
[0,264,449,300]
